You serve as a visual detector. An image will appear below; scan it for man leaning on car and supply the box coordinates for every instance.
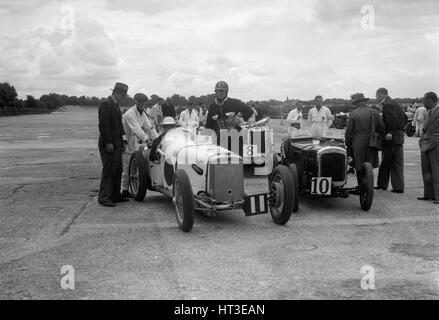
[97,82,129,207]
[120,93,158,198]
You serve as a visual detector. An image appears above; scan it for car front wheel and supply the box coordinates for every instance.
[173,169,194,232]
[268,165,294,225]
[129,151,150,202]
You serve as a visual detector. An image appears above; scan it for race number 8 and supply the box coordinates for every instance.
[311,177,332,195]
[243,144,257,157]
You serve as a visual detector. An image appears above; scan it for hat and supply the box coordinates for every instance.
[161,117,176,126]
[351,93,370,104]
[133,93,148,103]
[111,82,128,95]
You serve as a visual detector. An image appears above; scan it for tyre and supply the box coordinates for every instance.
[359,162,374,211]
[272,153,279,170]
[287,163,300,213]
[268,165,294,225]
[129,151,150,202]
[173,169,195,232]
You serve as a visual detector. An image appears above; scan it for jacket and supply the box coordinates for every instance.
[98,96,126,148]
[345,105,384,170]
[419,105,439,153]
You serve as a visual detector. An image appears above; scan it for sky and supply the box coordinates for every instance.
[0,0,438,101]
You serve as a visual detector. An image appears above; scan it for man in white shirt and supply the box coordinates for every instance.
[308,95,333,138]
[414,104,427,137]
[179,102,199,129]
[286,103,303,136]
[120,93,158,198]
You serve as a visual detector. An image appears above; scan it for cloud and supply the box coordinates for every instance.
[0,0,438,100]
[0,2,124,97]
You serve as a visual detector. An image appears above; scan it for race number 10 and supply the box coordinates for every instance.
[311,177,332,195]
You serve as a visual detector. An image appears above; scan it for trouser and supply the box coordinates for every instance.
[415,122,424,136]
[421,147,439,200]
[311,124,325,138]
[377,143,404,191]
[98,146,123,203]
[121,152,131,192]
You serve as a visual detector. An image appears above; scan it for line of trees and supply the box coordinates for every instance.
[1,81,422,118]
[0,82,105,116]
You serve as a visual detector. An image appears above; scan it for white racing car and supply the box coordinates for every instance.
[128,126,294,232]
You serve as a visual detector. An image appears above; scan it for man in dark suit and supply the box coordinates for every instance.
[375,88,407,193]
[418,92,439,204]
[97,82,129,207]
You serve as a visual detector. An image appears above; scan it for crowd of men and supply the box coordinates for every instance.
[97,81,439,207]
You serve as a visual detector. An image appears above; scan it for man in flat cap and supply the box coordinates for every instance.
[120,93,158,198]
[97,82,129,207]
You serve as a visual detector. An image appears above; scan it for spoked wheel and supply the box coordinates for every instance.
[268,165,294,225]
[359,162,374,211]
[129,151,150,202]
[173,169,194,232]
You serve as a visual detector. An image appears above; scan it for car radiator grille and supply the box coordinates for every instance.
[320,153,346,182]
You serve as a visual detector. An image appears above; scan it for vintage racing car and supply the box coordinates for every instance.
[128,126,294,232]
[277,132,374,211]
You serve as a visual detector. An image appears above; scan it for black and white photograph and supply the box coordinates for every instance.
[0,0,438,304]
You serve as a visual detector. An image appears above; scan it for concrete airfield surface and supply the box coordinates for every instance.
[0,106,438,300]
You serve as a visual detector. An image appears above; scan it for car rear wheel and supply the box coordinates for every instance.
[359,162,374,211]
[268,165,294,225]
[129,151,150,202]
[288,163,300,213]
[173,169,194,232]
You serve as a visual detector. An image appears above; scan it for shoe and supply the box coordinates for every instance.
[374,186,387,190]
[391,190,404,193]
[417,197,434,201]
[99,201,116,207]
[113,197,129,203]
[121,190,133,198]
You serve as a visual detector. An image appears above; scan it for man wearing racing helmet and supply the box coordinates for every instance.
[205,81,255,134]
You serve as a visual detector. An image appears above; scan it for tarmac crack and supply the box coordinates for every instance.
[59,199,95,236]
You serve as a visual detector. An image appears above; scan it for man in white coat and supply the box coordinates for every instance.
[308,95,332,138]
[120,93,158,198]
[414,103,427,137]
[179,102,199,128]
[286,103,303,136]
